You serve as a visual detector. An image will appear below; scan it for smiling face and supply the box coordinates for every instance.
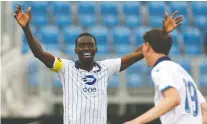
[75,35,97,64]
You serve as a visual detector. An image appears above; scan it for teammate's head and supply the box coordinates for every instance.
[75,33,97,63]
[142,28,173,66]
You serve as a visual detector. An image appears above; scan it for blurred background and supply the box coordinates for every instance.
[1,1,207,124]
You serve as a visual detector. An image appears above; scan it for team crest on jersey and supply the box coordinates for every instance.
[82,75,97,85]
[82,75,98,96]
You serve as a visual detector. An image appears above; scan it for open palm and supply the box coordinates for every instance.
[14,4,31,28]
[163,11,184,33]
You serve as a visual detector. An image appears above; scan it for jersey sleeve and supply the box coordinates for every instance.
[152,67,181,92]
[197,90,206,104]
[101,58,121,77]
[50,57,70,73]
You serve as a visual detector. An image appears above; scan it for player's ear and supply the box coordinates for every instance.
[145,42,151,52]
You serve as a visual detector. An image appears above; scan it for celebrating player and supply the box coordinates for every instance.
[124,29,207,124]
[14,3,184,124]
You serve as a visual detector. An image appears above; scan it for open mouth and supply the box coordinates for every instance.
[83,52,92,58]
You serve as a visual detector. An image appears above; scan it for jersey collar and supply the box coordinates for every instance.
[153,56,171,68]
[75,61,101,73]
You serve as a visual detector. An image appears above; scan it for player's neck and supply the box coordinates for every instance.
[78,60,95,72]
[150,54,166,66]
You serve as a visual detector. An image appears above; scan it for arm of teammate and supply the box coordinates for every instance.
[120,11,184,72]
[14,4,56,69]
[123,87,181,124]
[201,102,207,124]
[198,90,207,124]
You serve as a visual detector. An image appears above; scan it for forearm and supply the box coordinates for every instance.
[136,97,179,124]
[201,102,207,124]
[120,45,143,71]
[22,25,43,57]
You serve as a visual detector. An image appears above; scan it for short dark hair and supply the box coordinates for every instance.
[75,33,96,48]
[143,28,173,55]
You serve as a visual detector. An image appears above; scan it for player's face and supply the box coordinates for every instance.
[75,36,97,63]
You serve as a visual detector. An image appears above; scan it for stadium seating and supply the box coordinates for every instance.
[78,1,96,15]
[169,44,181,56]
[30,2,48,16]
[123,2,141,16]
[147,2,165,16]
[113,27,131,44]
[148,16,163,28]
[108,75,120,88]
[63,26,83,44]
[54,15,72,28]
[194,16,207,29]
[200,75,207,87]
[168,2,188,17]
[103,15,119,28]
[191,2,207,16]
[199,60,207,74]
[31,15,49,27]
[40,26,59,45]
[79,15,97,28]
[112,27,132,54]
[183,27,202,45]
[127,74,143,88]
[101,2,118,16]
[185,45,202,55]
[51,1,71,16]
[125,16,141,28]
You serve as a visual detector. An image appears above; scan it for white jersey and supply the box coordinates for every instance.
[53,58,121,124]
[151,58,206,124]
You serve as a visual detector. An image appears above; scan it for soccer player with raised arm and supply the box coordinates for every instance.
[14,3,184,124]
[124,29,207,124]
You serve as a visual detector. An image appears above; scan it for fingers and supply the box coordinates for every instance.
[175,16,184,25]
[171,10,178,18]
[164,12,169,21]
[176,22,182,28]
[14,3,21,16]
[175,15,183,22]
[18,3,22,11]
[27,7,31,17]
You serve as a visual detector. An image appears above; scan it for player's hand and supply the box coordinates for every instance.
[14,4,31,28]
[163,10,184,33]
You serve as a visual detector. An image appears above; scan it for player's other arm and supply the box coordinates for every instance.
[124,87,181,124]
[201,102,207,124]
[14,4,55,68]
[120,11,184,72]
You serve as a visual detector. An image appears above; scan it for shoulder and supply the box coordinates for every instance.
[58,58,75,68]
[151,61,177,78]
[98,58,121,66]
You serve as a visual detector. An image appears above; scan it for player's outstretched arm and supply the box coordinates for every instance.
[120,11,183,72]
[123,87,181,124]
[14,4,55,68]
[120,45,143,72]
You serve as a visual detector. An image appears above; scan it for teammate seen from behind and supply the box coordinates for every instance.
[124,29,207,124]
[14,4,184,124]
